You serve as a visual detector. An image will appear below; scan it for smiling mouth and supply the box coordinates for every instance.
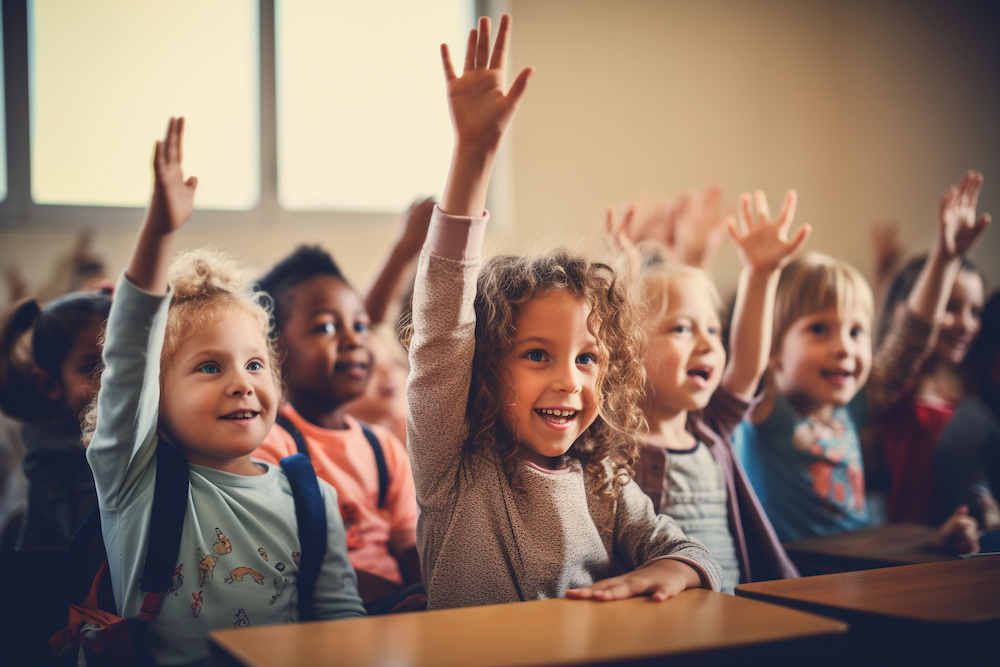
[221,410,259,420]
[687,368,711,381]
[536,408,578,425]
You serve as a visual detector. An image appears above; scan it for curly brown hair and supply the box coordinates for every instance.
[413,249,647,498]
[82,248,281,446]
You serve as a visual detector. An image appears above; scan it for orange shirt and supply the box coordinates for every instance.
[256,404,417,584]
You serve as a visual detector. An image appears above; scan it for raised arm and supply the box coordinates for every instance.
[906,170,990,322]
[439,14,533,217]
[722,190,810,399]
[125,116,198,294]
[364,197,435,325]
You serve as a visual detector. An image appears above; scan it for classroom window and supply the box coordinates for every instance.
[28,0,259,210]
[275,0,474,213]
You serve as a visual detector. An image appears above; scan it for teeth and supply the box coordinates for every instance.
[539,409,577,417]
[228,411,255,419]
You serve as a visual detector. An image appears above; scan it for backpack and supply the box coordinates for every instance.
[49,443,327,666]
[275,414,390,508]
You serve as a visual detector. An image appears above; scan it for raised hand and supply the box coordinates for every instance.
[397,196,437,258]
[937,169,991,260]
[150,116,198,234]
[441,14,533,153]
[671,183,729,270]
[726,190,810,274]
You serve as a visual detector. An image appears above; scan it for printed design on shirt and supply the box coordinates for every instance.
[792,417,865,515]
[339,502,363,550]
[224,566,266,585]
[269,576,289,605]
[275,562,286,572]
[197,550,218,587]
[291,552,301,567]
[213,528,233,555]
[234,608,249,628]
[168,564,184,594]
[190,591,202,617]
[258,547,268,561]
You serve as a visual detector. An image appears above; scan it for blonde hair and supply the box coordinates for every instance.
[82,248,280,445]
[772,252,874,356]
[637,261,724,324]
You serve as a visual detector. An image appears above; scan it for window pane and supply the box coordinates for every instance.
[277,0,473,212]
[29,0,259,209]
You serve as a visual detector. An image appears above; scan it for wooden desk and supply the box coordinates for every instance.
[209,590,847,667]
[780,523,956,575]
[737,556,1000,665]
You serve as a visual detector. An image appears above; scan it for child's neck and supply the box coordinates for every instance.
[785,393,837,423]
[286,391,351,430]
[917,358,965,404]
[186,452,267,477]
[643,407,697,451]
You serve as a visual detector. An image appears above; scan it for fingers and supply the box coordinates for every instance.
[475,16,491,70]
[753,190,770,223]
[462,29,476,73]
[788,223,812,255]
[490,14,511,70]
[506,67,534,107]
[777,189,798,230]
[441,44,457,81]
[186,176,199,192]
[738,192,754,231]
[175,116,185,165]
[725,215,740,241]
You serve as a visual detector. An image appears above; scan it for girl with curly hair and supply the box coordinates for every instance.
[403,15,721,610]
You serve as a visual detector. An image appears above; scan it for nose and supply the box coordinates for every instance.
[959,308,979,334]
[552,360,583,394]
[339,323,365,350]
[228,370,255,397]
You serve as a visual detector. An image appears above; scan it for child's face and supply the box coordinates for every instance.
[501,290,600,461]
[935,269,984,366]
[56,321,104,418]
[771,300,872,418]
[278,275,372,410]
[159,312,278,470]
[643,275,725,417]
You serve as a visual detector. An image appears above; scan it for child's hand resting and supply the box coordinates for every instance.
[442,14,533,153]
[565,559,703,602]
[936,504,980,555]
[150,116,198,235]
[937,170,991,261]
[727,190,810,274]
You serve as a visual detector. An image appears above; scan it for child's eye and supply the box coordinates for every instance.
[707,327,719,336]
[808,323,828,335]
[354,321,369,334]
[198,363,221,374]
[576,353,598,366]
[524,350,546,362]
[670,325,691,335]
[850,326,865,338]
[246,360,264,372]
[313,322,337,335]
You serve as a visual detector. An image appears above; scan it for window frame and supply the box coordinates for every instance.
[0,0,503,231]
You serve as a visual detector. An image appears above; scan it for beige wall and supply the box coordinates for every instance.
[2,0,999,310]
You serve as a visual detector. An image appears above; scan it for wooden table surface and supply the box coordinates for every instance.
[736,554,1000,624]
[780,523,956,575]
[209,590,847,667]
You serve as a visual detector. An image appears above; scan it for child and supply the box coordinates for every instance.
[736,248,979,553]
[868,170,991,525]
[631,189,807,593]
[934,289,1000,531]
[254,245,421,612]
[83,117,364,666]
[0,290,109,549]
[403,15,721,610]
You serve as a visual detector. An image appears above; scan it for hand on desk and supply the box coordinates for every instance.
[935,504,980,555]
[565,559,704,602]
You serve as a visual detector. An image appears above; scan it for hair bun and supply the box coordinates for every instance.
[168,247,245,305]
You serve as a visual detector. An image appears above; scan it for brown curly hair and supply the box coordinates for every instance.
[82,248,281,446]
[404,249,647,498]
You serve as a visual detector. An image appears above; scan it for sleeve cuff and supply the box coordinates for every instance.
[425,205,489,260]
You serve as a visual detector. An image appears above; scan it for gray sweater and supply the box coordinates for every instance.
[406,208,722,609]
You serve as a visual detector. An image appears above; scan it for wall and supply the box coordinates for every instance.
[2,0,998,310]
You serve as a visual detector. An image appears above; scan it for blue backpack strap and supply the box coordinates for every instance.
[275,414,310,458]
[136,442,190,621]
[359,423,389,509]
[280,453,327,622]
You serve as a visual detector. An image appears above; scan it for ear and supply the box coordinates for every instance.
[767,353,781,373]
[35,368,63,402]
